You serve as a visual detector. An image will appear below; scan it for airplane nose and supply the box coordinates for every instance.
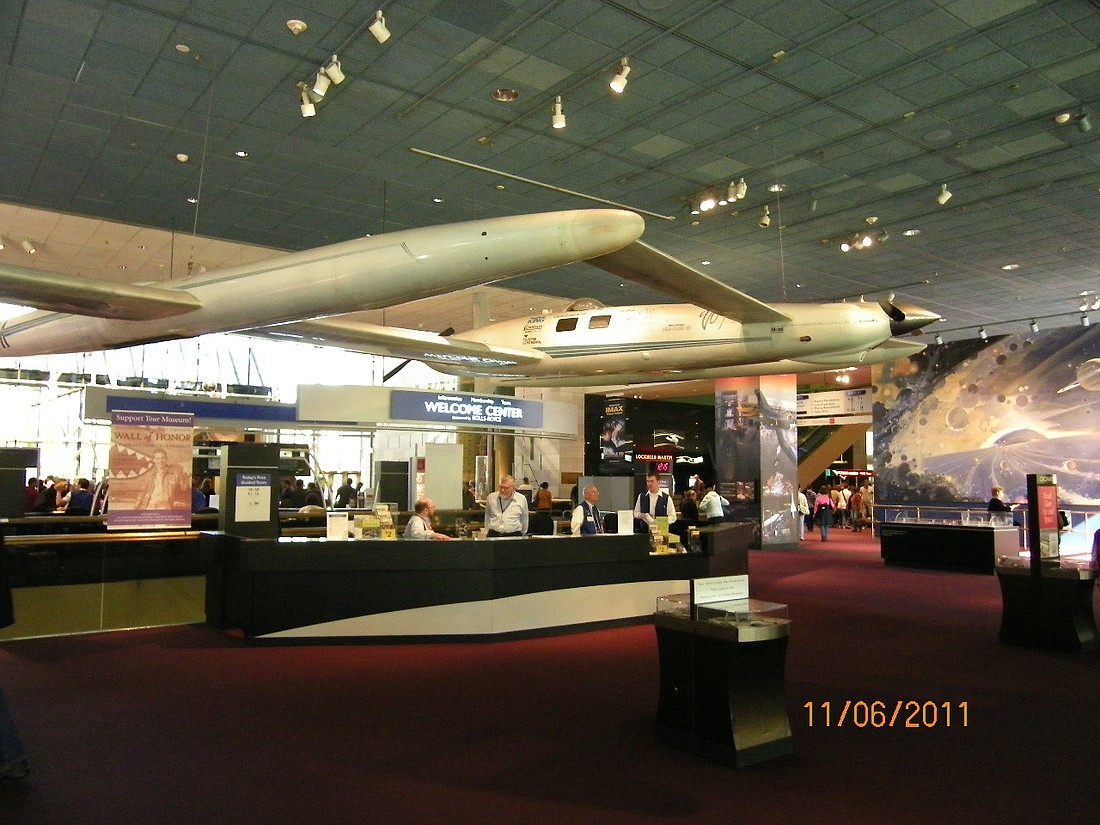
[879,300,941,335]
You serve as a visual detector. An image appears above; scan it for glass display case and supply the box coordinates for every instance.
[655,594,790,642]
[653,592,793,766]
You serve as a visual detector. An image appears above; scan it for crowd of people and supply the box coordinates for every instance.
[798,480,874,541]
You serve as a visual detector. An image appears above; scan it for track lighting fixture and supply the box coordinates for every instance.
[759,205,771,228]
[978,326,987,340]
[1030,319,1039,333]
[321,55,344,85]
[1093,297,1100,311]
[698,194,716,212]
[840,240,852,252]
[298,82,316,117]
[1082,314,1091,327]
[368,10,391,43]
[1076,112,1091,133]
[936,183,952,205]
[610,58,630,94]
[21,239,36,255]
[312,70,331,98]
[934,334,944,345]
[551,95,565,129]
[733,178,747,200]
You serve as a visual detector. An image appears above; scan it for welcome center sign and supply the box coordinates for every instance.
[391,390,543,429]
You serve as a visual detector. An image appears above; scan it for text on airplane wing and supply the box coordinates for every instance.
[585,241,791,325]
[0,261,202,320]
[249,317,546,368]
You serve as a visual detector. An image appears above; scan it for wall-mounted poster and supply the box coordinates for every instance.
[107,410,194,529]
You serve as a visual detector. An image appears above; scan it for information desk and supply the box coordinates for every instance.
[996,557,1098,653]
[204,525,751,644]
[879,521,1019,573]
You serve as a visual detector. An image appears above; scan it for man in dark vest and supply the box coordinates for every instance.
[570,484,604,535]
[633,472,678,533]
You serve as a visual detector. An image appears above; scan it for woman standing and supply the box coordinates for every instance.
[813,486,835,541]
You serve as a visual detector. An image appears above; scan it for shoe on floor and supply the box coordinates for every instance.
[0,758,29,780]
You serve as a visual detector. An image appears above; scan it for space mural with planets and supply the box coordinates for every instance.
[873,326,1100,506]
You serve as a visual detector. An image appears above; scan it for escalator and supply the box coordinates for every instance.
[797,422,869,488]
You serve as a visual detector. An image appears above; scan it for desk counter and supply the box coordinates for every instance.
[204,526,751,643]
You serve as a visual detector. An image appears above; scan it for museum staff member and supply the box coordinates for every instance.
[403,497,452,541]
[570,485,605,535]
[484,475,529,537]
[633,472,677,530]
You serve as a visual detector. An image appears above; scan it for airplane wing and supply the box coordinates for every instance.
[247,317,547,370]
[586,240,792,324]
[0,261,201,320]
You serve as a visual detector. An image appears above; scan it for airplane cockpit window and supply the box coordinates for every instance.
[556,317,579,332]
[563,298,605,312]
[588,315,611,329]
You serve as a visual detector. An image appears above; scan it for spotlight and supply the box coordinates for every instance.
[321,55,345,85]
[298,83,316,117]
[21,239,36,255]
[551,95,565,129]
[1076,112,1091,133]
[1082,314,1091,327]
[840,240,852,252]
[860,233,873,248]
[368,10,391,43]
[698,194,716,212]
[610,57,630,93]
[734,177,747,200]
[759,205,771,228]
[1030,319,1039,333]
[978,326,987,340]
[936,183,952,205]
[934,334,944,345]
[876,229,889,243]
[1092,297,1100,311]
[312,70,331,98]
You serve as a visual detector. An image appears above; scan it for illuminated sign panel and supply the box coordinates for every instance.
[391,390,543,429]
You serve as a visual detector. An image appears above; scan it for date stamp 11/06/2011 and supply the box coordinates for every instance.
[803,700,968,728]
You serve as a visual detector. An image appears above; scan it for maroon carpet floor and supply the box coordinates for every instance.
[2,533,1098,825]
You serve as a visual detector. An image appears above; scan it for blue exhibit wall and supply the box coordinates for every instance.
[873,325,1100,506]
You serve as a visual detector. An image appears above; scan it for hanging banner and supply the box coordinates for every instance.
[107,410,195,529]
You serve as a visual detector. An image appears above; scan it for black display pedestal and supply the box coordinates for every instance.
[996,563,1098,653]
[654,611,792,767]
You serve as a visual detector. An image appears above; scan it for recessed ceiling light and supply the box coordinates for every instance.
[492,89,518,102]
[701,260,711,266]
[187,196,198,204]
[433,197,443,203]
[234,150,248,157]
[1053,111,1073,124]
[286,19,308,35]
[175,153,189,162]
[175,44,190,53]
[767,183,787,192]
[902,228,921,236]
[1000,263,1020,270]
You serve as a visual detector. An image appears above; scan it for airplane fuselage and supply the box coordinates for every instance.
[441,299,925,384]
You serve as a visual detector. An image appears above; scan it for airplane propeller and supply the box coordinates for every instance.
[382,327,455,382]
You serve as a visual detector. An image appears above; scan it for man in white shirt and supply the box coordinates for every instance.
[483,475,529,537]
[403,497,451,541]
[570,485,604,535]
[633,472,677,530]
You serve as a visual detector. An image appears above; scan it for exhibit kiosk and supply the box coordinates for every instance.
[653,575,792,767]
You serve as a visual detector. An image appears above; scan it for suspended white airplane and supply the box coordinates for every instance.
[0,209,938,385]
